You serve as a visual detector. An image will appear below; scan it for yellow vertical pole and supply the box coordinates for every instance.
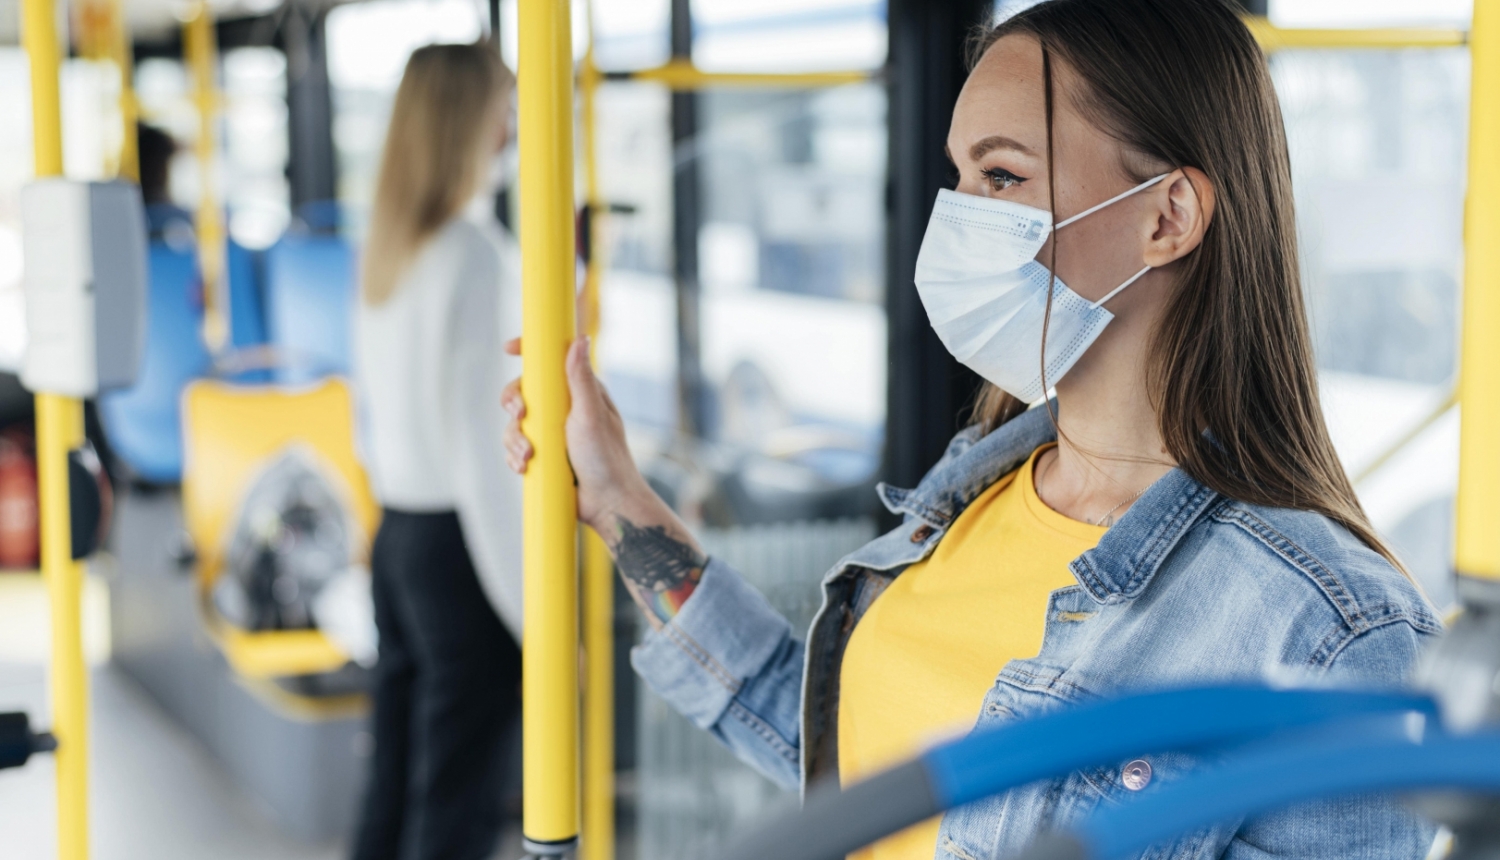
[1457,0,1500,590]
[76,0,135,181]
[109,0,138,183]
[578,49,616,860]
[518,0,580,854]
[22,0,90,856]
[184,1,228,353]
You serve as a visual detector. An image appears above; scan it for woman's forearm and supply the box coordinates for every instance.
[591,491,707,627]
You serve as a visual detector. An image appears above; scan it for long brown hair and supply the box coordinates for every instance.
[968,0,1401,568]
[362,42,513,305]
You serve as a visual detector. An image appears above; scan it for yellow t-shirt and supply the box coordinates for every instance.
[838,444,1106,860]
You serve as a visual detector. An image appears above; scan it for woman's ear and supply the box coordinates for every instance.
[1142,167,1215,267]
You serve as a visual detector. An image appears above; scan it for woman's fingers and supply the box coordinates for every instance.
[503,418,533,474]
[501,377,526,419]
[564,337,602,411]
[501,376,532,474]
[504,336,522,356]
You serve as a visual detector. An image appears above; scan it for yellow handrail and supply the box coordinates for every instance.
[22,0,89,856]
[579,49,616,860]
[1245,16,1467,51]
[518,0,581,852]
[1457,0,1500,585]
[610,58,870,90]
[184,1,229,353]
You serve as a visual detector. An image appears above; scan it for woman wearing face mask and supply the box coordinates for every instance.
[505,0,1439,856]
[352,42,523,860]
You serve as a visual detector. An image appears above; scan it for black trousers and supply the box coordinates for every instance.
[352,509,521,860]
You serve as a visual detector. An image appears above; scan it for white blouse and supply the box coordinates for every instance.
[354,213,524,636]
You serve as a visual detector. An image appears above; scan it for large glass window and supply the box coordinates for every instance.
[592,5,890,858]
[1271,42,1468,609]
[134,49,290,250]
[222,47,290,249]
[326,0,487,237]
[0,48,33,372]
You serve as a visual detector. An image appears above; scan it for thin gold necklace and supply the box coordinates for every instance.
[1092,485,1149,528]
[1038,450,1150,528]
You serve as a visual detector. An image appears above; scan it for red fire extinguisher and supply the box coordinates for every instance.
[0,426,39,570]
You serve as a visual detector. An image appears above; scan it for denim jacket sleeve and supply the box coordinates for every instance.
[1217,621,1438,860]
[629,557,806,790]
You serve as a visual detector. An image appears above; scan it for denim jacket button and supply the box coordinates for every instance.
[1122,759,1152,791]
[910,525,934,543]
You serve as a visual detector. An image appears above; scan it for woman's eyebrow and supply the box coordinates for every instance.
[969,135,1036,160]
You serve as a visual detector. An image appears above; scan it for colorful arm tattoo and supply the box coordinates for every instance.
[610,516,706,623]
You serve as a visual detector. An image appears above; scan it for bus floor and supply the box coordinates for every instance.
[0,660,349,858]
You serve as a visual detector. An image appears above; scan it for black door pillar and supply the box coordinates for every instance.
[283,2,337,212]
[882,0,993,505]
[670,0,706,439]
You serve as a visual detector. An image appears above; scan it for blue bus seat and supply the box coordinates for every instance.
[264,224,356,385]
[99,240,213,484]
[100,202,272,483]
[227,241,269,350]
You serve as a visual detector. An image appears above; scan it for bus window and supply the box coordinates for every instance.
[326,0,486,237]
[1274,44,1467,610]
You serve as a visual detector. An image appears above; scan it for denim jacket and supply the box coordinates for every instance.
[631,406,1443,859]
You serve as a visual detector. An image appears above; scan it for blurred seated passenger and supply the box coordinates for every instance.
[137,122,194,247]
[351,42,523,860]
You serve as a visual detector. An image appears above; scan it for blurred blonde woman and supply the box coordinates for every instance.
[352,42,522,860]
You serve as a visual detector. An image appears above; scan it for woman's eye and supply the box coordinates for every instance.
[982,167,1025,191]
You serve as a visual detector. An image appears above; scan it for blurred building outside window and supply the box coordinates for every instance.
[327,0,489,239]
[135,50,290,250]
[602,3,891,858]
[1274,41,1467,609]
[0,48,32,372]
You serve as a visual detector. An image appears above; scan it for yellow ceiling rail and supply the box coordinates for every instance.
[22,0,90,856]
[1457,0,1500,586]
[1245,16,1467,51]
[184,1,229,353]
[518,0,581,853]
[608,58,871,90]
[1351,389,1458,486]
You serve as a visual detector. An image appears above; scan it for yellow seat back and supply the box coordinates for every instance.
[181,378,379,680]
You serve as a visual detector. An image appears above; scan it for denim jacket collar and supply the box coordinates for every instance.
[872,404,1222,605]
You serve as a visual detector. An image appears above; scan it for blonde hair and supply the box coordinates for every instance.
[361,42,513,305]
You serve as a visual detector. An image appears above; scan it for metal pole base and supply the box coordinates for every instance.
[521,836,578,858]
[1410,794,1500,860]
[1411,578,1500,851]
[1417,579,1500,730]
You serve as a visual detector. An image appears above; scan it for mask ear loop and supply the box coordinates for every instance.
[1062,171,1170,310]
[1092,264,1153,308]
[1055,173,1170,229]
